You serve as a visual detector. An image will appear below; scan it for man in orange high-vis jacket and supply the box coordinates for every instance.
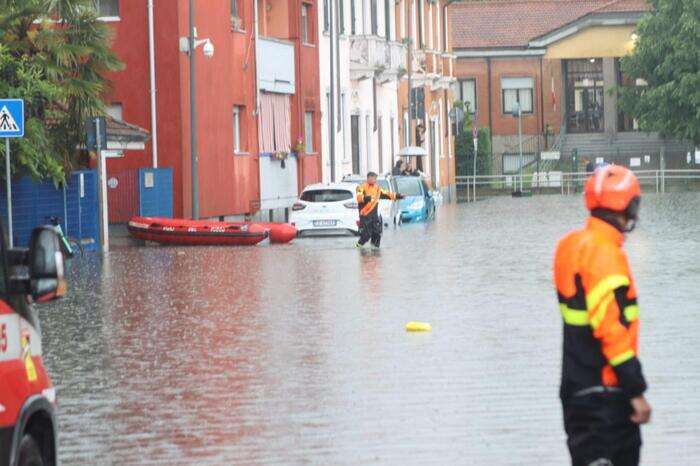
[355,172,403,248]
[554,165,651,466]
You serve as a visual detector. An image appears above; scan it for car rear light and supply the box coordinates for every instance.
[344,201,358,209]
[292,202,306,211]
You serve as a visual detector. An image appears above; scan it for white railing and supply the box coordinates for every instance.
[455,169,700,202]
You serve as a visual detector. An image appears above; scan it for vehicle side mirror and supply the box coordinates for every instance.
[28,227,66,302]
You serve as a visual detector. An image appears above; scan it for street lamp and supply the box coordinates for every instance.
[511,101,525,196]
[179,0,214,219]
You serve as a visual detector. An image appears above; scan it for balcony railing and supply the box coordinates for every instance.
[349,35,406,80]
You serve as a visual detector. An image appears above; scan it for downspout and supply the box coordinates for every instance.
[407,0,413,146]
[148,0,158,168]
[254,0,261,118]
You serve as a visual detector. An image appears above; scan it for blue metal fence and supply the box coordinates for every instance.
[138,167,173,218]
[0,170,99,250]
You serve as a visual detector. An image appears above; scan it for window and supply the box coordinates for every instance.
[565,59,604,133]
[384,0,391,40]
[301,4,311,43]
[456,79,477,114]
[351,0,356,35]
[403,111,409,147]
[305,111,314,153]
[323,0,329,32]
[94,0,119,17]
[501,77,534,114]
[301,189,353,202]
[233,106,242,153]
[106,103,123,121]
[378,116,384,173]
[395,177,422,196]
[418,0,424,48]
[371,0,378,35]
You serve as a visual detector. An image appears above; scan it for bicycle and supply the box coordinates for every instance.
[45,216,83,258]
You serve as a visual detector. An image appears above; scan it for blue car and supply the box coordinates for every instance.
[394,176,436,223]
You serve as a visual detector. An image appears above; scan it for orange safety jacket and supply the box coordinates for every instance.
[554,216,647,401]
[356,182,397,218]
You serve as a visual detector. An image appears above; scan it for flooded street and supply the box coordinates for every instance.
[40,193,700,465]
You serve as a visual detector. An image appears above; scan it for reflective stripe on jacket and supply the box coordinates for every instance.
[356,182,397,217]
[554,216,647,401]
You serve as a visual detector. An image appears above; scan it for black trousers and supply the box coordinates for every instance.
[563,392,641,466]
[358,215,382,247]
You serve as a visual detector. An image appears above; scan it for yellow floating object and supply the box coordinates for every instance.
[405,321,432,332]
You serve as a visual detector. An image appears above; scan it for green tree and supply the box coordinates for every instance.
[453,100,491,176]
[0,0,122,184]
[618,0,700,145]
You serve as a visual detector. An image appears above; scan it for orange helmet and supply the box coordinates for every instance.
[584,165,641,213]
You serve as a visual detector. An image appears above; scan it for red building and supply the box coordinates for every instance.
[102,0,321,221]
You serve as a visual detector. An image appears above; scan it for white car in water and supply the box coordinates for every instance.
[289,182,360,236]
[341,174,402,226]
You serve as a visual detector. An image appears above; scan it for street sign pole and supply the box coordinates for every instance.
[472,125,478,202]
[95,118,109,253]
[5,138,11,247]
[0,98,25,247]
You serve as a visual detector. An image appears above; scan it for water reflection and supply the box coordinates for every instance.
[40,193,700,465]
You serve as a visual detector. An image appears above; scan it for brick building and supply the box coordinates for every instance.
[450,0,689,176]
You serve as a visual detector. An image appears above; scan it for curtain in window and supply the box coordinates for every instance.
[259,93,291,153]
[519,89,533,113]
[259,93,276,153]
[503,89,518,114]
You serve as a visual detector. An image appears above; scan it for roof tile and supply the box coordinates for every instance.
[451,0,650,49]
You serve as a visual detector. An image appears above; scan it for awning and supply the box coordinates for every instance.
[105,116,150,150]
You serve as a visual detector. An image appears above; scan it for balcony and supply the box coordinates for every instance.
[258,37,295,94]
[349,35,406,81]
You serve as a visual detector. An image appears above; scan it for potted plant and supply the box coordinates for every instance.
[294,137,305,155]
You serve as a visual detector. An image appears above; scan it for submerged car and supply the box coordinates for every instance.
[341,174,402,226]
[289,182,360,236]
[394,176,436,223]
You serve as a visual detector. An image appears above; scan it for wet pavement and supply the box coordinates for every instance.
[40,193,700,465]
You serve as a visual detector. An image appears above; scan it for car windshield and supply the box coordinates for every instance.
[394,177,422,196]
[301,189,353,203]
[378,180,390,191]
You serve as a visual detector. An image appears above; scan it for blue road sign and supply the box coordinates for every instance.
[0,99,24,138]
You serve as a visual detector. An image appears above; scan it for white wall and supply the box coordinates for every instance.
[319,0,353,183]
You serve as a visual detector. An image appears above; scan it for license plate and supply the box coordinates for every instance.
[313,219,337,227]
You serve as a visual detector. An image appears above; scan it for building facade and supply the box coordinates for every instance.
[320,0,456,195]
[450,0,689,177]
[102,0,322,221]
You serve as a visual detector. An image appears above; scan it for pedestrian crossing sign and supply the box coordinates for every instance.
[0,99,24,138]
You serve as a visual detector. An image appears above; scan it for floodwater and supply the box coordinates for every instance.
[40,193,700,465]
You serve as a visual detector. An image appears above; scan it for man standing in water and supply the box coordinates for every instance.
[355,172,403,249]
[554,165,651,466]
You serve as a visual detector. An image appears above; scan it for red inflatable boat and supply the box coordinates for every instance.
[128,217,297,246]
[128,217,267,246]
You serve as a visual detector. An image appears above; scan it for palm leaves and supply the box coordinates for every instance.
[0,0,122,184]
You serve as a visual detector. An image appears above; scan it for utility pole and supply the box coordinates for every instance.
[189,0,199,219]
[329,0,336,181]
[407,0,413,146]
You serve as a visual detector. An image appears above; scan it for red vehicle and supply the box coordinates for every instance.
[0,225,67,466]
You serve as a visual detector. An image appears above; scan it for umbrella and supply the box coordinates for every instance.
[397,146,427,157]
